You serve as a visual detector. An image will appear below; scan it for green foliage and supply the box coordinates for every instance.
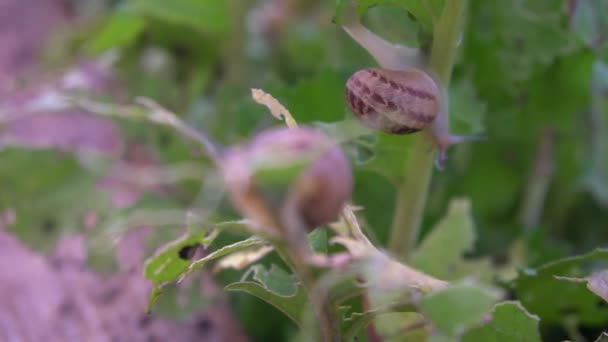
[412,198,492,281]
[143,229,214,285]
[4,0,608,340]
[87,10,146,53]
[461,301,541,342]
[335,0,444,32]
[419,281,501,337]
[514,249,608,325]
[0,149,104,250]
[226,264,308,325]
[131,0,231,35]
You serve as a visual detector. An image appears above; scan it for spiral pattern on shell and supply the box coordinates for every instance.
[346,68,440,134]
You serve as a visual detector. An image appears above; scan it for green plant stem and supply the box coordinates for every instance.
[274,244,340,342]
[388,0,468,258]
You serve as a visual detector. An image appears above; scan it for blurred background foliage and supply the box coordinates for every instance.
[2,0,608,340]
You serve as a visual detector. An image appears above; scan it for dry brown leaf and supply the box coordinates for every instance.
[213,245,274,272]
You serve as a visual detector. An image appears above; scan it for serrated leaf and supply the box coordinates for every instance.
[514,248,608,324]
[411,198,492,281]
[250,264,299,296]
[467,1,578,95]
[462,301,541,342]
[226,264,307,325]
[132,0,230,35]
[420,281,501,336]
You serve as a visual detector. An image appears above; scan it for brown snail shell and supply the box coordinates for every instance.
[222,127,352,234]
[345,67,440,134]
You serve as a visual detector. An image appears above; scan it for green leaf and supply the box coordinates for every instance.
[86,10,146,53]
[226,264,308,325]
[449,79,486,135]
[143,230,265,312]
[466,1,578,96]
[0,149,102,251]
[271,69,347,124]
[143,229,214,313]
[143,229,212,285]
[342,310,379,340]
[313,119,415,183]
[411,198,492,281]
[361,134,414,183]
[334,0,444,32]
[374,312,428,341]
[514,248,608,324]
[249,264,299,296]
[420,281,501,336]
[362,0,443,31]
[308,228,328,253]
[462,301,541,342]
[132,0,231,35]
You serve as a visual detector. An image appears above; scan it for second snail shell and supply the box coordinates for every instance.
[345,67,440,134]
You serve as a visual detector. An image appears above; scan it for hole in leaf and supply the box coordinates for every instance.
[178,244,201,260]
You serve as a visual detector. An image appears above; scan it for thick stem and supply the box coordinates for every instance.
[388,0,468,258]
[388,137,434,256]
[519,127,555,230]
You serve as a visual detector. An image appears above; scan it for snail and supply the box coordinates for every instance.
[222,126,353,235]
[341,5,478,168]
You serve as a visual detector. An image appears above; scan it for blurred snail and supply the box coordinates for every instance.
[221,126,352,235]
[341,4,478,167]
[138,98,353,237]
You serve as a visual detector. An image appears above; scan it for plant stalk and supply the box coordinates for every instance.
[274,244,340,342]
[388,0,468,258]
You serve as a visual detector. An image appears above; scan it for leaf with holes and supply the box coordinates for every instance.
[144,229,214,285]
